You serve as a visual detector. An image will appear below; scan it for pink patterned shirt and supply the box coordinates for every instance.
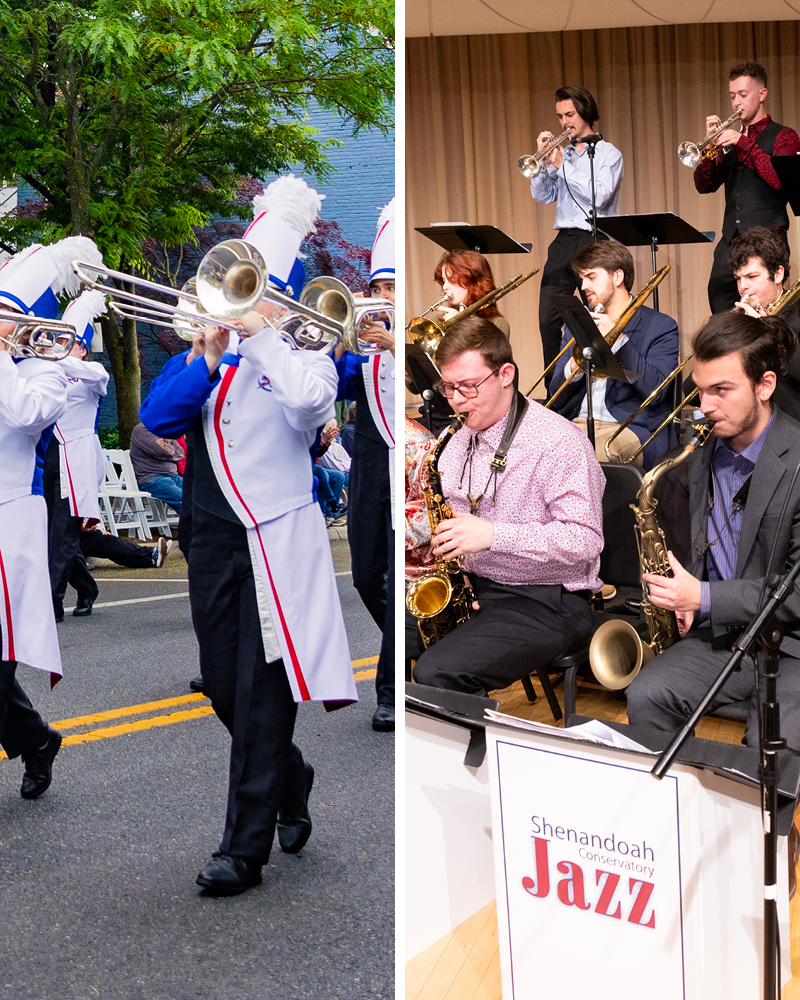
[437,401,605,589]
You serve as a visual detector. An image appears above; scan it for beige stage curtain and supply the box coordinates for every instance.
[405,22,800,401]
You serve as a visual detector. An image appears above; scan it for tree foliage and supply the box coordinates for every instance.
[0,0,394,442]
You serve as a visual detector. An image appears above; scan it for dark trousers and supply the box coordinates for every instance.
[188,505,304,862]
[0,660,48,760]
[708,229,791,314]
[79,529,155,569]
[43,439,82,618]
[347,433,394,706]
[410,576,592,695]
[538,229,596,390]
[626,628,800,750]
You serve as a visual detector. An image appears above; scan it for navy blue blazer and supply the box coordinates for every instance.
[548,304,679,469]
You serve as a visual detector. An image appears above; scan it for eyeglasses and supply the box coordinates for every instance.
[435,370,499,399]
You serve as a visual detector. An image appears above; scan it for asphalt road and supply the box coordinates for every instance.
[0,539,393,1000]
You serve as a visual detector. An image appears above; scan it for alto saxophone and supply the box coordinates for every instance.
[406,413,475,649]
[590,421,715,689]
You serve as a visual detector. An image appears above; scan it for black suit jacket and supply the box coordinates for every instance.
[687,407,800,658]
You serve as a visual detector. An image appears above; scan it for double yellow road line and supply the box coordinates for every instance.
[0,656,378,761]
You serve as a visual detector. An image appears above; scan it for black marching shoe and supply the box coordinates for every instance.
[371,704,395,732]
[188,675,204,693]
[72,597,95,617]
[20,727,62,799]
[195,852,263,896]
[277,761,314,854]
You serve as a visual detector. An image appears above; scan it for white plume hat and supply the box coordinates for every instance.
[243,175,324,298]
[62,288,108,349]
[369,198,395,284]
[0,236,103,319]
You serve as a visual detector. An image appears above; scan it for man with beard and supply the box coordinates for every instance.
[626,310,800,748]
[547,239,679,470]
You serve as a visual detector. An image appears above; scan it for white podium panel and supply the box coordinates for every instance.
[406,709,495,959]
[487,727,790,1000]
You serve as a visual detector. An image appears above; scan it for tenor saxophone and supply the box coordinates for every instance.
[590,421,715,689]
[406,413,475,649]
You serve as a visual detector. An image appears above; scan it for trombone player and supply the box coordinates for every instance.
[693,62,800,314]
[547,240,679,470]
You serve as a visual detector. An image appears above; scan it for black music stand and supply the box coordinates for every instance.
[772,155,800,217]
[406,341,454,434]
[551,294,638,450]
[414,224,532,255]
[598,213,713,312]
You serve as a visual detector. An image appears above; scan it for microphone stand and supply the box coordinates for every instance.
[651,558,800,1000]
[572,133,602,242]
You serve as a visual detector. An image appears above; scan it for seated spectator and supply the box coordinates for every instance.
[340,402,356,456]
[315,422,348,526]
[129,422,185,514]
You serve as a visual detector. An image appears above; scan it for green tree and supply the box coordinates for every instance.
[0,0,394,444]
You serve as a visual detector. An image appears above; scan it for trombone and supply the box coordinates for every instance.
[518,130,571,178]
[0,310,77,360]
[544,265,671,410]
[603,277,800,465]
[73,239,348,352]
[678,108,743,168]
[407,269,539,358]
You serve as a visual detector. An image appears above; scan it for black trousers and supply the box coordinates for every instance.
[538,228,596,389]
[348,433,394,707]
[410,576,592,695]
[79,529,156,569]
[188,505,305,862]
[626,627,800,750]
[43,439,83,618]
[0,660,49,760]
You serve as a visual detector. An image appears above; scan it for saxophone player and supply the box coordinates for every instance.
[408,316,606,695]
[626,310,800,749]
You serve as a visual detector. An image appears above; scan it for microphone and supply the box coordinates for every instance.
[571,132,603,145]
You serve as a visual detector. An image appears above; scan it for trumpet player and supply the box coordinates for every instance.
[409,317,605,696]
[0,237,102,800]
[626,310,800,750]
[547,240,679,469]
[694,62,800,314]
[529,85,623,389]
[141,176,356,896]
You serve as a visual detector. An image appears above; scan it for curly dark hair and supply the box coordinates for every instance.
[729,62,767,87]
[728,226,790,283]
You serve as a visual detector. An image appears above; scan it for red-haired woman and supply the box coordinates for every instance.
[432,250,510,339]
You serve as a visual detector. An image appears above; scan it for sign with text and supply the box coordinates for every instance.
[489,733,685,1000]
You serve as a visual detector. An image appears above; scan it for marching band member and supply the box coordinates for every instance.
[529,85,624,389]
[626,311,800,748]
[409,317,605,695]
[0,236,102,798]
[432,250,510,338]
[141,176,357,896]
[334,198,396,731]
[45,290,109,621]
[694,62,800,313]
[547,240,679,469]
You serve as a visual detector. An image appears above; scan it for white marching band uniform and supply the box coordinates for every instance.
[202,329,357,703]
[53,355,108,520]
[362,349,396,525]
[0,353,67,677]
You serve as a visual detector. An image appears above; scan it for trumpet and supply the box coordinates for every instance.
[678,108,743,168]
[518,130,571,178]
[407,269,538,358]
[0,310,77,360]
